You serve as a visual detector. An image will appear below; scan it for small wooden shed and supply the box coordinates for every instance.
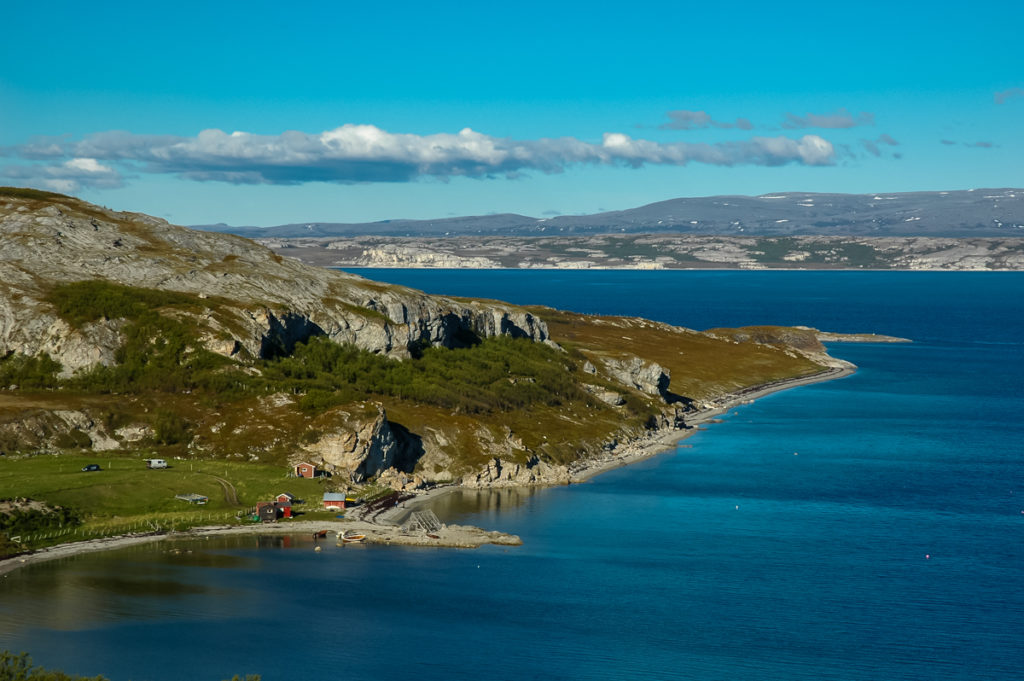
[323,492,346,510]
[294,462,318,479]
[256,502,279,523]
[275,492,295,504]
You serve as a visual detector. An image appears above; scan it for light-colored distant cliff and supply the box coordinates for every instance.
[258,234,1024,271]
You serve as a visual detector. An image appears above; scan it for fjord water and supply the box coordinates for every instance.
[2,271,1022,681]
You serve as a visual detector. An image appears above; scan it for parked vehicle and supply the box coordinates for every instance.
[144,458,168,469]
[81,464,101,472]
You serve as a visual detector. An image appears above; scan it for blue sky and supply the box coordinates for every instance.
[1,0,1021,226]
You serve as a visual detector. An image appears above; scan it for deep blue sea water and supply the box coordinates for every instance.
[2,271,1022,681]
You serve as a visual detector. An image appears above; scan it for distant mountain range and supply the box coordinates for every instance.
[194,189,1024,238]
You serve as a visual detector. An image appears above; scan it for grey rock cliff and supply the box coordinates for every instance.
[598,355,671,397]
[301,405,399,482]
[460,455,570,488]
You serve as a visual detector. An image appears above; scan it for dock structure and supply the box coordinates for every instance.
[406,510,443,533]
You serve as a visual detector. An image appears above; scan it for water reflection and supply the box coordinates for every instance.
[428,486,541,524]
[0,537,273,634]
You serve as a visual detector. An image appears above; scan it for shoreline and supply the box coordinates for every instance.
[562,364,855,484]
[0,365,854,577]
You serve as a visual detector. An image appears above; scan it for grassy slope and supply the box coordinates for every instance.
[0,452,342,554]
[529,307,825,400]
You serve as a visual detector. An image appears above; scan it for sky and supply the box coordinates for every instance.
[1,0,1021,226]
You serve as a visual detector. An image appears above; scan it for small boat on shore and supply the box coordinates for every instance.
[341,531,366,543]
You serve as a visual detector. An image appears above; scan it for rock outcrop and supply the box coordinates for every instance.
[460,455,570,488]
[598,355,671,397]
[300,405,399,482]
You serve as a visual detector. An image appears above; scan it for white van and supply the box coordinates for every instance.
[144,458,168,469]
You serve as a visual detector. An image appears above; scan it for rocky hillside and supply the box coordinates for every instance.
[0,187,842,489]
[0,188,548,376]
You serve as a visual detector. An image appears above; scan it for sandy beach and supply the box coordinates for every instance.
[0,365,853,577]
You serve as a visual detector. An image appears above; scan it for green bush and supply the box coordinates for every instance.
[0,353,61,389]
[54,430,92,450]
[0,651,109,680]
[152,410,190,445]
[0,650,261,680]
[0,501,81,536]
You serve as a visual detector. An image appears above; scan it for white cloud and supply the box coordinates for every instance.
[2,157,123,192]
[4,124,837,188]
[65,157,114,173]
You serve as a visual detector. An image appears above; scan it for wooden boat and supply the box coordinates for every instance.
[312,530,329,539]
[341,531,366,543]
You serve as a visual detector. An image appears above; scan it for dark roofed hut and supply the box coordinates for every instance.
[256,502,279,523]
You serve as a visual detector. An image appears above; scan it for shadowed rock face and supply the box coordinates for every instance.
[0,190,549,374]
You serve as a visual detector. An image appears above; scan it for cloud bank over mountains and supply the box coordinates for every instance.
[3,124,836,192]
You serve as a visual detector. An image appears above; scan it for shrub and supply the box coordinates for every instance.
[152,410,190,445]
[0,651,109,680]
[0,352,61,389]
[54,430,92,450]
[0,501,81,536]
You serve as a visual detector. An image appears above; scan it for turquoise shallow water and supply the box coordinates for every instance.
[1,271,1022,680]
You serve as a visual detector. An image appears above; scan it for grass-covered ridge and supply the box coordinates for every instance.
[0,186,69,202]
[528,306,825,401]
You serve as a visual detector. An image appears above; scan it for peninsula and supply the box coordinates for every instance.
[0,188,900,566]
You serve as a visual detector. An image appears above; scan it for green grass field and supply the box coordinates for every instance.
[0,453,341,553]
